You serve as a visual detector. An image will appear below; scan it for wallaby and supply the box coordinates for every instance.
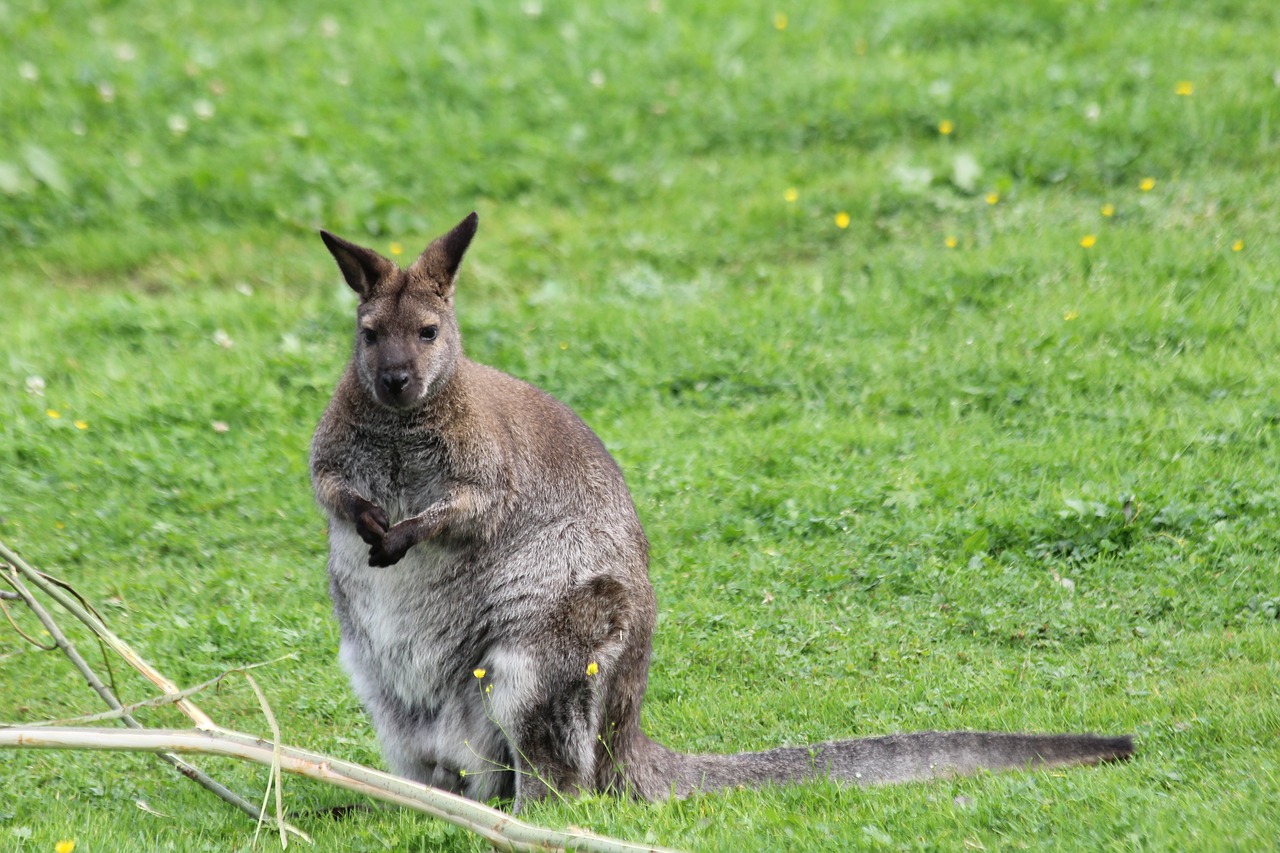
[310,212,1133,810]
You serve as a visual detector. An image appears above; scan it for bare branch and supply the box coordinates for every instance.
[0,541,215,729]
[5,656,294,729]
[0,550,311,843]
[0,727,684,853]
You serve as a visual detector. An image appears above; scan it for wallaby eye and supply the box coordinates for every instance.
[420,325,439,342]
[361,328,378,345]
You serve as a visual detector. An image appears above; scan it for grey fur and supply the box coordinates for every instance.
[310,213,1133,810]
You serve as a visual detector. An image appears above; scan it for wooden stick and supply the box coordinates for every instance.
[0,727,683,853]
[0,541,215,729]
[0,559,312,843]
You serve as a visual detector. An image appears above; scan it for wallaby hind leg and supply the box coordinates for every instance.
[480,644,604,811]
[485,574,639,809]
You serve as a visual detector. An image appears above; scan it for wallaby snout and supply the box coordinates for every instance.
[380,368,412,397]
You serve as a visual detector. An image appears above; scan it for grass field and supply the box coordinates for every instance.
[3,1,1279,850]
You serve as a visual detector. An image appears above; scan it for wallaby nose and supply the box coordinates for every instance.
[381,370,411,396]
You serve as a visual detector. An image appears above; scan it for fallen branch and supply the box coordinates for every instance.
[0,727,679,853]
[0,541,214,728]
[0,539,683,852]
[0,554,311,843]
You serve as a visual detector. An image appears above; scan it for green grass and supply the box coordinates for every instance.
[3,0,1279,850]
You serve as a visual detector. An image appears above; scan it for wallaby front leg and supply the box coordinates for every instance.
[369,508,442,567]
[314,470,390,548]
[368,489,484,567]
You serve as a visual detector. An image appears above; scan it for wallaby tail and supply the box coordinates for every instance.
[625,731,1133,800]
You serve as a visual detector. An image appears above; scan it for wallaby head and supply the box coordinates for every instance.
[319,212,479,410]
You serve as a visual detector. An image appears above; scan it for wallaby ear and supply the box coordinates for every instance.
[319,230,397,302]
[408,212,479,298]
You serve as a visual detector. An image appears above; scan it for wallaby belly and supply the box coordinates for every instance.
[326,521,515,798]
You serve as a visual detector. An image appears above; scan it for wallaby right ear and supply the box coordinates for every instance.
[319,230,397,302]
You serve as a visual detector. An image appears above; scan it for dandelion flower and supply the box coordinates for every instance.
[938,119,954,136]
[834,211,851,229]
[773,12,788,30]
[74,420,88,430]
[47,409,61,419]
[1064,310,1079,321]
[473,668,486,679]
[944,235,958,249]
[586,661,599,676]
[1174,81,1194,96]
[1080,234,1097,248]
[783,187,798,203]
[1232,240,1244,252]
[1139,177,1156,192]
[1101,203,1115,217]
[389,242,403,256]
[985,193,999,205]
[56,842,76,853]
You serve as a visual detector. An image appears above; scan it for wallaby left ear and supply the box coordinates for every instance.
[409,212,479,298]
[320,230,396,302]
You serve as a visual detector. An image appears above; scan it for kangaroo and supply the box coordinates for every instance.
[310,212,1133,811]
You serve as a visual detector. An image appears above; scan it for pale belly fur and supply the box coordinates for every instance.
[326,521,514,797]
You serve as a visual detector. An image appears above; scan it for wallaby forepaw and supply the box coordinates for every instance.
[354,501,390,546]
[368,523,414,567]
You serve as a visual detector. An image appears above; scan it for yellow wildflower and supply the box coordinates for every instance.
[47,409,61,419]
[834,211,851,229]
[1101,203,1115,217]
[1232,240,1244,252]
[74,420,88,430]
[1174,81,1194,96]
[1139,177,1156,192]
[586,661,599,677]
[389,242,403,256]
[473,668,486,679]
[773,12,788,31]
[938,119,954,136]
[985,193,999,205]
[944,235,958,249]
[1064,311,1080,321]
[56,842,76,853]
[783,187,798,203]
[1080,235,1097,249]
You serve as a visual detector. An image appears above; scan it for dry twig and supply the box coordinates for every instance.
[0,538,682,853]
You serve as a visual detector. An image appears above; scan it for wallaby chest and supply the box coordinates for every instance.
[346,420,454,523]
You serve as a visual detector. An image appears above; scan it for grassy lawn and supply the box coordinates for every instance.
[3,0,1279,850]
